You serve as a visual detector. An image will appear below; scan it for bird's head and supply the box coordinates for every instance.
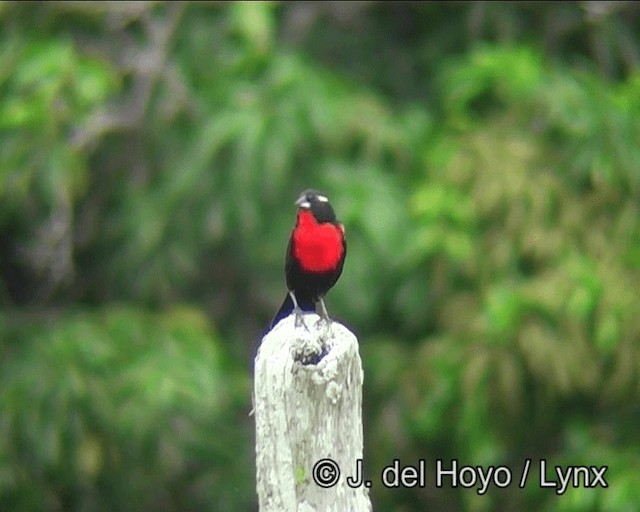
[295,189,337,223]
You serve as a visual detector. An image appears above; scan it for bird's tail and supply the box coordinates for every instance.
[268,292,315,332]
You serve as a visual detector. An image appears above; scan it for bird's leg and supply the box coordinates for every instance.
[289,291,310,331]
[317,296,331,322]
[316,296,334,336]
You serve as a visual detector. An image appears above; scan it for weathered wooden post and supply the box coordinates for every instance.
[254,313,371,511]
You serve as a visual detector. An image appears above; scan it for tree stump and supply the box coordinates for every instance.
[254,314,371,511]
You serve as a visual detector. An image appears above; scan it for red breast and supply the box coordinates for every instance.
[292,210,344,272]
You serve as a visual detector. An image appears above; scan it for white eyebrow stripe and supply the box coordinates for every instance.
[316,195,329,202]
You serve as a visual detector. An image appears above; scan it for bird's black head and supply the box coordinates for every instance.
[295,189,336,223]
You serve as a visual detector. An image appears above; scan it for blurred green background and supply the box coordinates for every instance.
[1,1,640,511]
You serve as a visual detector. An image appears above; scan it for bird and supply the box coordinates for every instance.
[251,189,345,414]
[268,189,346,332]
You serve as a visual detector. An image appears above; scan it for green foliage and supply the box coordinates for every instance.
[0,34,118,211]
[0,307,251,511]
[366,38,640,510]
[1,2,640,511]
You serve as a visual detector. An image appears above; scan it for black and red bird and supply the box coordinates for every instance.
[269,189,346,331]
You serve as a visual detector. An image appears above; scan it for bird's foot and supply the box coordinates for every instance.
[315,297,334,337]
[293,307,310,332]
[315,314,334,338]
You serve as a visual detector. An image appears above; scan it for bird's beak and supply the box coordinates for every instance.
[295,194,311,209]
